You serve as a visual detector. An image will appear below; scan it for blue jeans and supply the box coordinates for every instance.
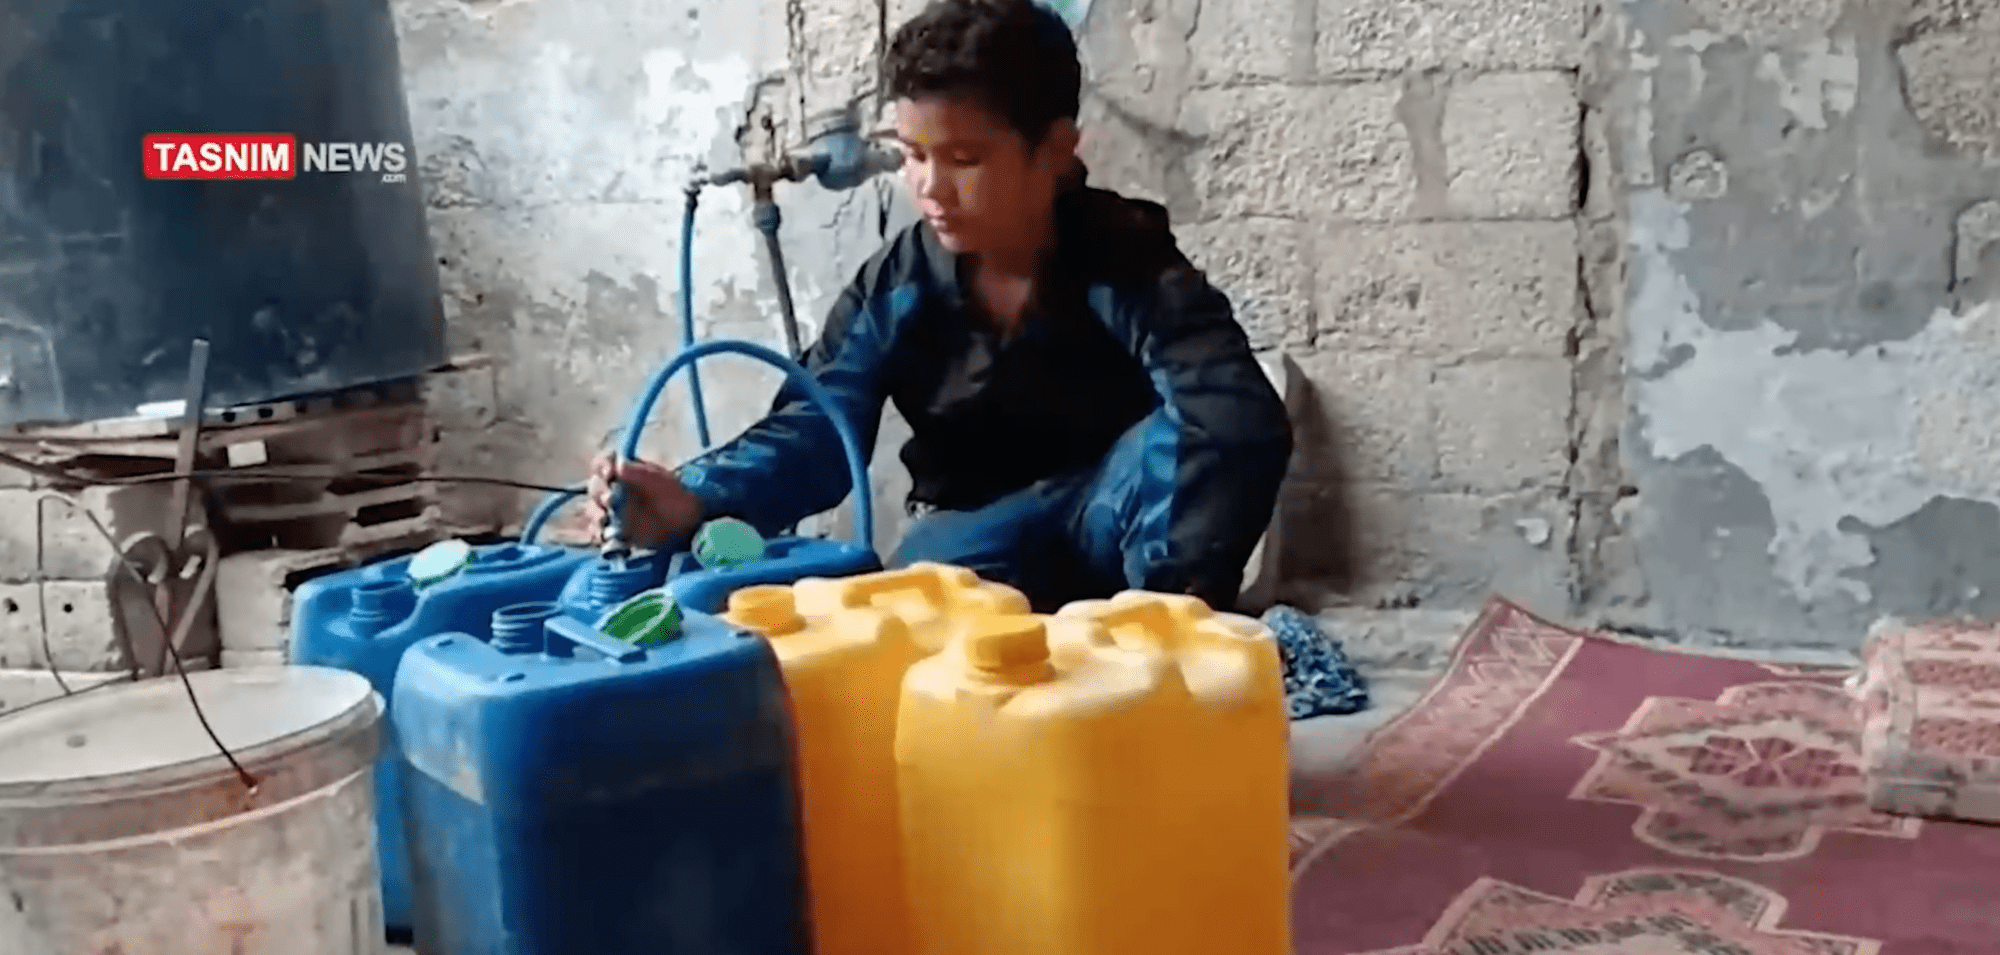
[886,424,1160,613]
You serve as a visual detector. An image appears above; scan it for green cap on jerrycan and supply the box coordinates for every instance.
[601,590,684,649]
[692,517,766,568]
[407,539,475,590]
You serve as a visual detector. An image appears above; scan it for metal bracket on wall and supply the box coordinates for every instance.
[144,339,210,674]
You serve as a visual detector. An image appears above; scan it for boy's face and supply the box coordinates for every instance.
[891,95,1079,258]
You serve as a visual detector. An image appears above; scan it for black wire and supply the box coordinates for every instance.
[147,531,254,791]
[0,673,141,719]
[183,470,568,492]
[0,448,571,788]
[0,447,571,493]
[26,495,257,790]
[32,498,150,692]
[38,622,74,696]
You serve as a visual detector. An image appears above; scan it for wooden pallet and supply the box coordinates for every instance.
[0,376,428,446]
[206,400,442,551]
[0,382,446,555]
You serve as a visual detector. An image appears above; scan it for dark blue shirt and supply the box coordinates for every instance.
[677,181,1293,601]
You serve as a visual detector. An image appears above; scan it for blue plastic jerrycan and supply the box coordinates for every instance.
[287,539,595,936]
[393,603,813,955]
[554,549,672,625]
[664,534,880,615]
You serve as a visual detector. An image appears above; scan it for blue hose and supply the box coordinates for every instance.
[534,176,870,550]
[680,186,713,450]
[519,483,582,544]
[516,182,706,548]
[615,338,875,554]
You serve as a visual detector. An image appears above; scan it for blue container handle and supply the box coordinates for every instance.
[544,615,650,665]
[615,338,875,554]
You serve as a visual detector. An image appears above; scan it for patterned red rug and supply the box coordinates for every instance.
[1288,598,2000,955]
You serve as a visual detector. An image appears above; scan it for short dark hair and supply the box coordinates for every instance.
[882,0,1082,146]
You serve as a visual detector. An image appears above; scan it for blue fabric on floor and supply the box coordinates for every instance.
[1261,605,1370,719]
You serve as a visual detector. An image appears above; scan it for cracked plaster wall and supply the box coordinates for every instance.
[386,0,2000,649]
[390,0,921,548]
[1072,0,1604,617]
[1597,0,2000,649]
[392,0,1609,615]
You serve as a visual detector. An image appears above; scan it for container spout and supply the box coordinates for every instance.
[491,602,562,655]
[585,559,660,617]
[350,580,413,639]
[961,615,1057,686]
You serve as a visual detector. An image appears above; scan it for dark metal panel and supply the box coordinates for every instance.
[0,0,447,426]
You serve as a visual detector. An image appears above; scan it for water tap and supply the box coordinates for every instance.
[705,105,901,195]
[599,451,632,564]
[793,106,903,191]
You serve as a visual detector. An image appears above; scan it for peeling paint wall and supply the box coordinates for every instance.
[389,0,919,548]
[385,0,2000,650]
[1597,0,2000,648]
[391,0,1607,619]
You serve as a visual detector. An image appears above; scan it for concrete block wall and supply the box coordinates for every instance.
[390,0,910,548]
[1071,0,1602,615]
[387,0,1607,620]
[388,0,2000,650]
[0,472,220,685]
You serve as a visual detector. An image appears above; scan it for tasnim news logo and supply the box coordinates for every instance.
[143,133,408,182]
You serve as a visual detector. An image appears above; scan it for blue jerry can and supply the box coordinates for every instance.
[392,605,814,955]
[287,540,595,935]
[553,550,671,625]
[664,535,881,615]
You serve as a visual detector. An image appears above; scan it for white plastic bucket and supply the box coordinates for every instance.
[0,666,387,955]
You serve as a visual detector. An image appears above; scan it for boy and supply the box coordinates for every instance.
[585,0,1293,613]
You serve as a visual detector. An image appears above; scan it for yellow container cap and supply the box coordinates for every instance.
[962,615,1051,673]
[728,585,805,636]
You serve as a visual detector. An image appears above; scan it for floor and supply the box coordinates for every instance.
[1289,670,1437,778]
[375,610,1862,953]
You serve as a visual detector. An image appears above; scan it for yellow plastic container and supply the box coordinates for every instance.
[788,561,1030,651]
[895,592,1292,955]
[721,562,1024,955]
[723,584,924,955]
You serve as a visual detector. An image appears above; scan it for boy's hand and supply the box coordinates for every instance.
[583,451,705,550]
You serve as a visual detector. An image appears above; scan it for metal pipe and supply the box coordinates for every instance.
[603,114,897,549]
[753,195,805,359]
